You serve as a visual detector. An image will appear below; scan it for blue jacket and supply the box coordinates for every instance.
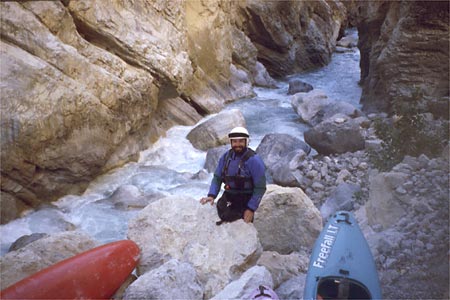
[207,148,266,211]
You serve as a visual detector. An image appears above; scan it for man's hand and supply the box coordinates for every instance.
[243,209,254,223]
[200,196,214,205]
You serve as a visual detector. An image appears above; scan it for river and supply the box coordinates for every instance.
[0,30,361,256]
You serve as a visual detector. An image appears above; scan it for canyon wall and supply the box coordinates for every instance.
[0,0,346,222]
[350,0,449,114]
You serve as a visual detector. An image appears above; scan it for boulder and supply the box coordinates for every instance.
[204,145,230,173]
[320,183,361,221]
[275,274,306,300]
[270,150,308,187]
[123,259,203,300]
[256,251,309,288]
[291,90,363,127]
[287,79,313,95]
[366,172,408,230]
[211,266,273,300]
[254,185,322,253]
[256,133,311,168]
[290,90,331,125]
[304,114,365,155]
[0,232,98,289]
[127,195,262,298]
[186,109,246,151]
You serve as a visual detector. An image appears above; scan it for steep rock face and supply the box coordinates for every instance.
[0,0,346,220]
[235,0,346,77]
[352,1,449,113]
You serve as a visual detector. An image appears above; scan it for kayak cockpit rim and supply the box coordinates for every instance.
[315,276,372,300]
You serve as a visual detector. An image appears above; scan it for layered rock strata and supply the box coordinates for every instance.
[0,0,346,220]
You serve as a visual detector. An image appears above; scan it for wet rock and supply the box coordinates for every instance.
[287,79,313,95]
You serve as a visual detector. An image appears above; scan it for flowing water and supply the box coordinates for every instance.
[0,30,361,256]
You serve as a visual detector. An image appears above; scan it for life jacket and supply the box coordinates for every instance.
[221,148,255,192]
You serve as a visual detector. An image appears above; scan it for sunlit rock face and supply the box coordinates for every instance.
[0,0,346,220]
[351,1,449,113]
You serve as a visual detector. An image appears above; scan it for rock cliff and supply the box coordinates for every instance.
[350,1,449,113]
[0,0,346,221]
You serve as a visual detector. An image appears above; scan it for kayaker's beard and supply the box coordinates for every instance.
[232,145,245,153]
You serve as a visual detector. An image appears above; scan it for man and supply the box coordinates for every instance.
[200,127,266,224]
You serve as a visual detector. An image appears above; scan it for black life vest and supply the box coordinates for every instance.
[221,148,255,191]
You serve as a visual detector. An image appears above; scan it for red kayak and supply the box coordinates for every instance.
[1,240,140,299]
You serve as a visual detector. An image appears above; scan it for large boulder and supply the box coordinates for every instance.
[0,232,98,290]
[127,195,262,298]
[304,114,365,155]
[291,90,331,125]
[291,90,363,126]
[187,109,246,151]
[123,259,203,300]
[256,133,311,168]
[254,185,322,254]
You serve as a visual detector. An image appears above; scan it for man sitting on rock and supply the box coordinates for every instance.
[200,127,266,225]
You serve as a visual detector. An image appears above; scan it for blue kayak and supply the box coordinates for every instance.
[304,211,382,300]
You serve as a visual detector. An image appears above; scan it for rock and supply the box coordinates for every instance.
[186,109,246,151]
[320,183,361,220]
[251,62,278,88]
[365,172,408,230]
[0,192,31,225]
[336,35,358,48]
[351,1,449,113]
[275,274,306,300]
[270,150,308,187]
[311,102,363,127]
[304,116,365,155]
[254,185,322,253]
[204,145,230,173]
[287,79,313,95]
[290,90,331,125]
[256,251,309,288]
[237,1,346,76]
[127,195,262,298]
[123,259,203,300]
[256,133,311,168]
[8,233,49,252]
[0,232,98,289]
[229,64,255,100]
[211,266,273,300]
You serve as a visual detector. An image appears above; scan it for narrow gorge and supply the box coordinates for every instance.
[1,1,448,299]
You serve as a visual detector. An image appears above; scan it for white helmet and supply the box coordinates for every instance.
[228,126,250,146]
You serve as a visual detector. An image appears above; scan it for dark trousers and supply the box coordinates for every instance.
[216,191,252,224]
